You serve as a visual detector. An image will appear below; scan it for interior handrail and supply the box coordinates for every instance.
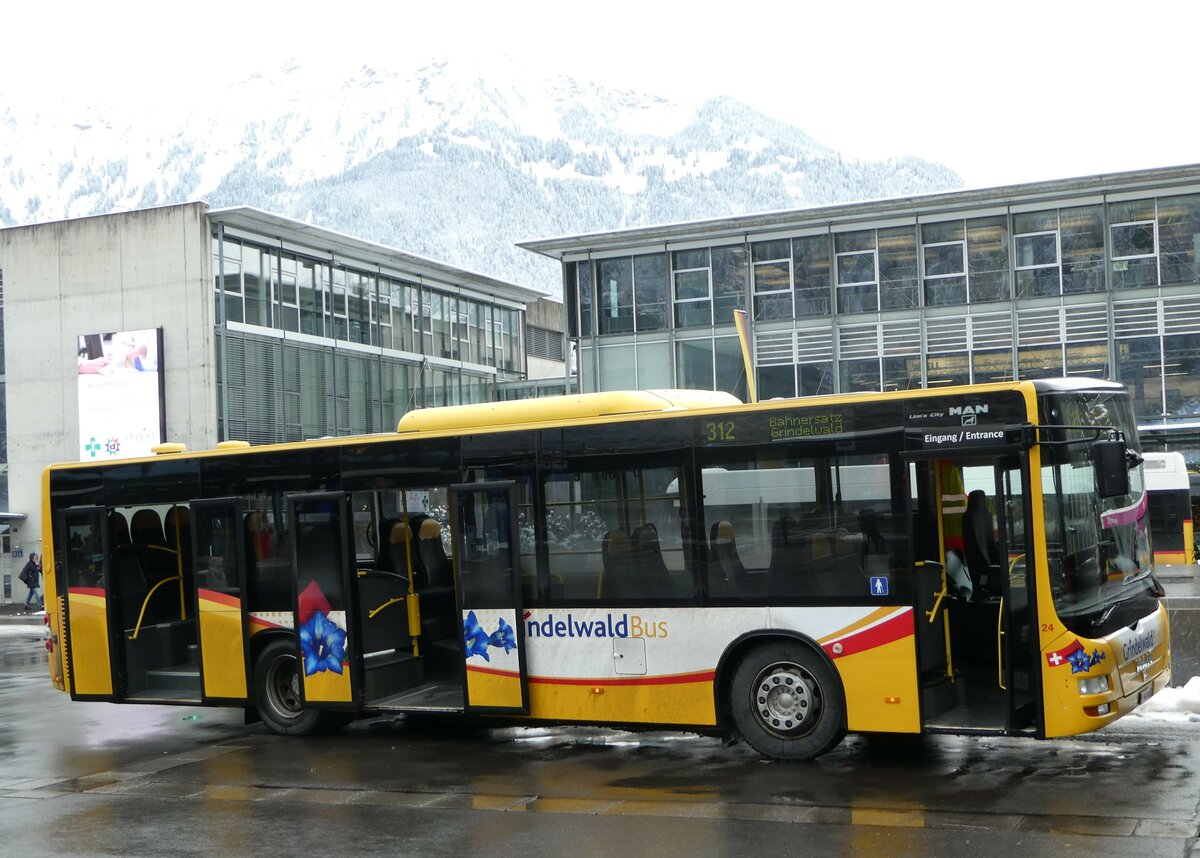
[128,574,182,641]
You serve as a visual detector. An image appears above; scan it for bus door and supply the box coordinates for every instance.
[59,506,117,698]
[286,493,360,710]
[450,481,530,715]
[189,499,251,702]
[909,453,1037,733]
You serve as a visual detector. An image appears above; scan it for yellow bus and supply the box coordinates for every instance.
[41,378,1170,759]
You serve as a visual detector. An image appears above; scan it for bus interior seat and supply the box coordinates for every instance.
[963,490,1001,598]
[808,529,859,596]
[765,517,803,596]
[710,520,749,595]
[375,518,403,574]
[131,508,167,548]
[109,510,131,547]
[412,516,453,589]
[632,524,673,594]
[412,517,456,642]
[599,529,635,598]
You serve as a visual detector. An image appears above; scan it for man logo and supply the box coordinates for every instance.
[949,404,987,426]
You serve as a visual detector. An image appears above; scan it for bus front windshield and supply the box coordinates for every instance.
[1040,390,1161,637]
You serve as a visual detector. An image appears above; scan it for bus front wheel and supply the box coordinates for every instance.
[729,641,846,760]
[253,638,326,736]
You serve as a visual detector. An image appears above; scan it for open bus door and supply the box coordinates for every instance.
[908,453,1038,734]
[450,481,530,715]
[286,493,360,712]
[58,506,116,698]
[189,499,251,702]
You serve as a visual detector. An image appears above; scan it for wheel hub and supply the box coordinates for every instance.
[753,662,818,736]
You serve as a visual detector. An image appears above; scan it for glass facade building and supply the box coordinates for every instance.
[521,165,1200,460]
[212,209,540,444]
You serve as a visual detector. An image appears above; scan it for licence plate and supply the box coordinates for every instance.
[1137,685,1153,705]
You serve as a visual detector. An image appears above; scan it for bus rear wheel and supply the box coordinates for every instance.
[729,641,846,760]
[254,638,328,736]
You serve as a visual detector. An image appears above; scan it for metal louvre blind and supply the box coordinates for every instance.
[291,343,333,440]
[1064,304,1109,343]
[527,326,565,361]
[926,316,967,354]
[221,332,282,445]
[1017,307,1062,345]
[1163,295,1200,335]
[755,330,796,365]
[838,324,879,359]
[1113,299,1161,339]
[334,353,352,435]
[968,313,1013,350]
[882,320,919,356]
[795,328,833,363]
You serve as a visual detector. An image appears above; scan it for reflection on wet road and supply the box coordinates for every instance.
[0,631,1198,857]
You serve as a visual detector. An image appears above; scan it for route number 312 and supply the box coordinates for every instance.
[705,421,736,442]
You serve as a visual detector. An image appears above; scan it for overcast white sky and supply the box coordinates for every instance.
[6,0,1198,189]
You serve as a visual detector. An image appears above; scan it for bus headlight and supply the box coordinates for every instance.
[1078,676,1110,695]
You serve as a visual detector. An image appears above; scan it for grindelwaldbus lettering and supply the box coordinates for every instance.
[524,612,669,639]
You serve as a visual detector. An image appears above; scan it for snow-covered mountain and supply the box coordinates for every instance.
[0,59,962,292]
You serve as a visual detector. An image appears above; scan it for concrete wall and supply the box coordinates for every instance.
[0,202,217,558]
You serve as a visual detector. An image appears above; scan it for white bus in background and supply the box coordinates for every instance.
[1142,451,1195,566]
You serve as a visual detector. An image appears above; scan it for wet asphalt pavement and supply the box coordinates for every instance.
[0,624,1198,857]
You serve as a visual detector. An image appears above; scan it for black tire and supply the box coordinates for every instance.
[253,637,327,736]
[729,640,846,760]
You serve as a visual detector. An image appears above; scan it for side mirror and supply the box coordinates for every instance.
[1093,440,1131,499]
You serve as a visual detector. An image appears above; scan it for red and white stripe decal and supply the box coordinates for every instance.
[820,608,914,660]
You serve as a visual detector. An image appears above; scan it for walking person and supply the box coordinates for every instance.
[19,552,42,612]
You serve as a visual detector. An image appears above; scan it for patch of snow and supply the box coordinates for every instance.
[1129,675,1200,721]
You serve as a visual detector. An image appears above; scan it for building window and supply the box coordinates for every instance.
[752,239,792,321]
[1014,209,1065,298]
[793,235,831,316]
[576,261,594,338]
[1058,207,1105,294]
[597,257,634,334]
[1014,207,1102,297]
[634,253,669,332]
[711,245,747,325]
[923,218,1012,306]
[278,255,299,332]
[676,337,713,389]
[1110,199,1159,289]
[922,222,966,306]
[1116,335,1164,421]
[835,231,877,314]
[878,227,918,310]
[673,249,712,328]
[1158,194,1200,286]
[967,217,1011,301]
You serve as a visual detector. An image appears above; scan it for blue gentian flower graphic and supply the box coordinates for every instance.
[463,610,491,661]
[299,610,348,676]
[488,616,517,654]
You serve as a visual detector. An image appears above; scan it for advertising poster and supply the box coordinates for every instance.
[77,328,165,461]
